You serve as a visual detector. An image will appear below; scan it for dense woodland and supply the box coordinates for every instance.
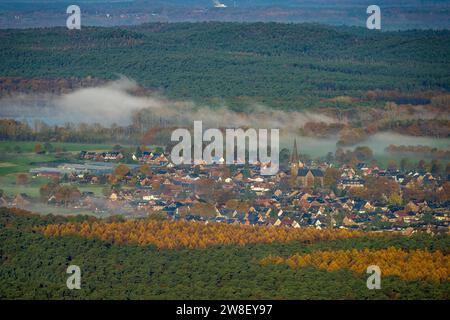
[1,208,449,299]
[1,23,449,109]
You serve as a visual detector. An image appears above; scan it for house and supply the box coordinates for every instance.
[79,151,97,160]
[343,215,357,226]
[140,152,168,165]
[340,178,365,189]
[313,219,323,229]
[12,193,31,207]
[406,201,420,213]
[101,151,124,161]
[0,197,8,207]
[110,192,119,201]
[296,169,324,187]
[356,163,369,172]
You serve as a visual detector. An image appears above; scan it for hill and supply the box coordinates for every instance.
[1,22,449,110]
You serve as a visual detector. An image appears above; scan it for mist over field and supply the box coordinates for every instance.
[0,78,154,126]
[283,133,450,159]
[0,78,334,128]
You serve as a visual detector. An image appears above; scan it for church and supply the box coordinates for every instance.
[289,139,324,187]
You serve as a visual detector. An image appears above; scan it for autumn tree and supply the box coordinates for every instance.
[353,146,373,162]
[16,173,28,185]
[437,182,450,203]
[430,160,442,175]
[347,187,365,200]
[54,185,81,207]
[112,164,130,182]
[34,143,43,154]
[264,248,449,282]
[418,160,426,171]
[403,182,426,202]
[388,193,403,206]
[191,203,217,218]
[355,176,400,202]
[36,219,370,249]
[324,167,340,188]
[387,159,398,170]
[39,182,59,202]
[138,164,152,177]
[400,158,409,171]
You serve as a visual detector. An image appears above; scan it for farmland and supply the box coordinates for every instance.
[0,141,124,176]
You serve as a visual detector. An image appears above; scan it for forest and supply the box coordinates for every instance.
[1,22,449,110]
[1,207,449,299]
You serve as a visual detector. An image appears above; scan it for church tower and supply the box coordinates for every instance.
[290,138,299,165]
[290,138,300,177]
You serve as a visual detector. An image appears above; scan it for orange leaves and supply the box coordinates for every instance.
[260,255,285,266]
[262,247,450,283]
[35,220,371,249]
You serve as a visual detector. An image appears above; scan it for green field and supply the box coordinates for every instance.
[0,141,120,198]
[0,175,52,197]
[0,153,56,176]
[13,204,104,217]
[0,141,124,176]
[0,141,120,153]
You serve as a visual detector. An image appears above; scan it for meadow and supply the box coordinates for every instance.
[0,141,120,176]
[0,141,119,206]
[0,141,120,153]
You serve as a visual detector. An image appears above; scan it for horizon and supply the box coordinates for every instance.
[1,0,450,30]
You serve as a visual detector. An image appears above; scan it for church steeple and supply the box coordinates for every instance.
[290,138,304,178]
[290,138,299,165]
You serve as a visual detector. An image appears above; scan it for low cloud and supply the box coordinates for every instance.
[0,77,336,136]
[0,77,157,125]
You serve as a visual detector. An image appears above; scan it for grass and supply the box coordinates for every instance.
[0,141,134,199]
[0,175,53,197]
[63,184,106,197]
[0,141,131,176]
[0,175,108,198]
[0,162,15,168]
[20,204,105,217]
[0,153,57,176]
[0,141,143,217]
[0,141,121,153]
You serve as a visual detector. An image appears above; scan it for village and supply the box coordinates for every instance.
[2,141,449,235]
